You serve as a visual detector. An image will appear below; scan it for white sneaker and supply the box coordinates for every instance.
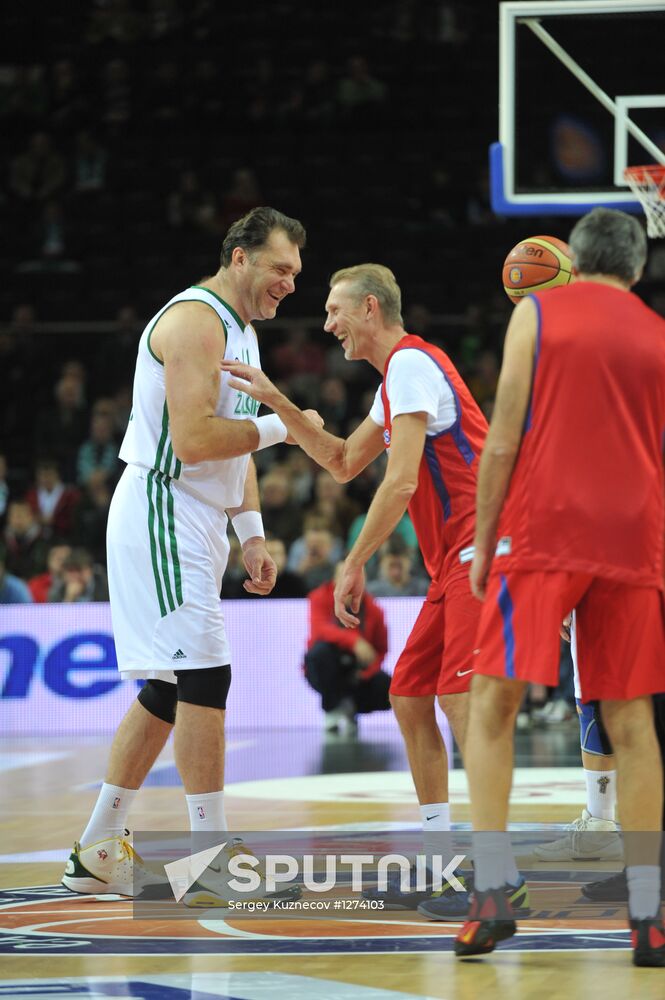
[533,809,623,861]
[182,837,302,908]
[324,708,346,733]
[62,832,169,896]
[543,699,576,724]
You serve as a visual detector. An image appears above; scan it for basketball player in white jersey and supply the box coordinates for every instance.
[62,207,319,904]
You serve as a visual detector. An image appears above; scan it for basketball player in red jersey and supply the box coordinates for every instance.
[457,208,665,967]
[223,264,527,915]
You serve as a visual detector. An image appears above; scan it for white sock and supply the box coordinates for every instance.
[186,790,228,842]
[585,769,616,821]
[503,840,521,888]
[473,832,511,892]
[420,803,452,869]
[420,802,450,831]
[80,783,137,847]
[627,864,661,920]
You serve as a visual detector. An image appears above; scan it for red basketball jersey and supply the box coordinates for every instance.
[380,335,488,598]
[496,283,665,588]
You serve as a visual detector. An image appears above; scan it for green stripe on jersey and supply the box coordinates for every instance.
[147,470,167,617]
[146,469,183,617]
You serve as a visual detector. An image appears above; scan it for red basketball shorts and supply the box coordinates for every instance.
[473,569,665,701]
[390,575,480,697]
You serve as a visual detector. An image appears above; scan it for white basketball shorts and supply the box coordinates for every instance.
[107,464,231,680]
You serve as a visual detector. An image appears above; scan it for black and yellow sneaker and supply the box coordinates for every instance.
[364,866,467,911]
[418,874,529,921]
[505,875,531,917]
[454,887,517,957]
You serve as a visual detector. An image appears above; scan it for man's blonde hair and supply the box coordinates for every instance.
[329,263,403,325]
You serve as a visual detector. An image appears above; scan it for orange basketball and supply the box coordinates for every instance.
[502,235,573,305]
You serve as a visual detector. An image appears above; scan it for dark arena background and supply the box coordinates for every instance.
[1,2,664,998]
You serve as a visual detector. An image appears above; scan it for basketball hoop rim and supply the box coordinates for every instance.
[623,164,665,184]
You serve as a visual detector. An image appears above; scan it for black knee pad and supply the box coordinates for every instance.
[175,665,231,710]
[137,678,177,724]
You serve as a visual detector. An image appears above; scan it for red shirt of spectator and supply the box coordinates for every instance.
[306,580,388,679]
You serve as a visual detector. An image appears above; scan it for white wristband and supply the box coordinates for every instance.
[249,413,288,451]
[232,511,265,546]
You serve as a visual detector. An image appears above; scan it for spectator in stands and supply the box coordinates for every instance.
[219,167,262,234]
[306,469,361,542]
[259,468,303,547]
[317,377,349,435]
[76,409,121,487]
[9,131,66,203]
[25,458,80,540]
[0,65,48,123]
[73,130,108,193]
[347,509,418,579]
[99,59,133,127]
[28,543,71,603]
[147,59,182,123]
[269,323,327,379]
[466,348,499,411]
[263,537,307,598]
[302,59,335,123]
[47,546,109,603]
[404,302,434,339]
[34,371,89,482]
[0,542,33,604]
[3,500,49,580]
[367,536,430,597]
[337,56,387,116]
[282,448,316,505]
[289,518,339,592]
[85,1,145,46]
[220,537,249,599]
[49,60,88,133]
[304,561,391,734]
[166,170,219,237]
[147,0,184,40]
[72,471,112,565]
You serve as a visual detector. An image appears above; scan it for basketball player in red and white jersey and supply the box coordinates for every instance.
[223,264,528,916]
[457,208,665,967]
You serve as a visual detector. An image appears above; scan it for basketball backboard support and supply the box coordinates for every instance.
[491,1,665,216]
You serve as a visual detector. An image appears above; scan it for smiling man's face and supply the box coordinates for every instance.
[241,229,302,322]
[323,280,369,361]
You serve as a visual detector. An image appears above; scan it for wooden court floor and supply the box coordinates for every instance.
[1,732,663,1000]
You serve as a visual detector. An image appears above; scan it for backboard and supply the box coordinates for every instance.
[491,1,665,216]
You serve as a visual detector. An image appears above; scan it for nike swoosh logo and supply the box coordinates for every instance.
[456,668,474,677]
[426,814,440,821]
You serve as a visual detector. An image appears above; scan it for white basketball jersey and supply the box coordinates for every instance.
[119,286,261,512]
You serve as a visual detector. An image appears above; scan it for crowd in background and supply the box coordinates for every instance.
[2,0,663,724]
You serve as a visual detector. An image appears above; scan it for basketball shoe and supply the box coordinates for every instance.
[631,918,665,967]
[62,831,169,897]
[454,887,517,957]
[362,865,469,912]
[182,837,302,908]
[419,875,530,921]
[532,809,622,862]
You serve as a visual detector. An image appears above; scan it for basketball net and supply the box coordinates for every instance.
[623,165,665,238]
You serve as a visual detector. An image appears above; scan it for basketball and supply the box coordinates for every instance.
[502,235,573,304]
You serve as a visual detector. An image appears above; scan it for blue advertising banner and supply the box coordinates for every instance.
[0,598,423,734]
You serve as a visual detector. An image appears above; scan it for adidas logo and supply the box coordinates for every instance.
[172,649,187,660]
